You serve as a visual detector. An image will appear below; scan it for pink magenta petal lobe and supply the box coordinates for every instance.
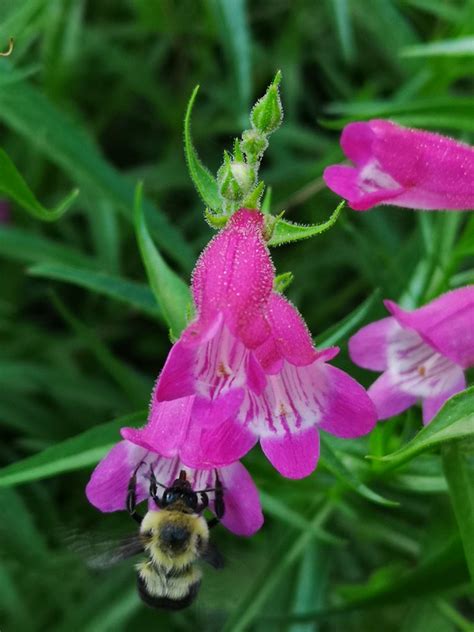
[349,317,396,371]
[218,461,264,536]
[317,364,377,438]
[86,441,148,512]
[261,426,320,479]
[422,373,466,425]
[385,287,474,369]
[368,372,418,420]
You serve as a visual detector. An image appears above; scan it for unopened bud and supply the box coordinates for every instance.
[250,71,283,135]
[230,161,255,194]
[241,129,268,162]
[217,152,242,201]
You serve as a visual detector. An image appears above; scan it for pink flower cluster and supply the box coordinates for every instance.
[87,118,474,536]
[87,209,377,534]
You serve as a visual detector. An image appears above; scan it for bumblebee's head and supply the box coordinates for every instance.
[161,471,198,512]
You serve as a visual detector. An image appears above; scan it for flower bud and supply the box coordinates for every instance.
[217,152,242,201]
[250,72,283,136]
[217,152,256,201]
[230,161,255,194]
[240,129,268,162]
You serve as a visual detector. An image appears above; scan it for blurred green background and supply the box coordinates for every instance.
[0,1,474,630]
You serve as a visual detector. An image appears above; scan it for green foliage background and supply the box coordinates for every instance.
[0,1,473,630]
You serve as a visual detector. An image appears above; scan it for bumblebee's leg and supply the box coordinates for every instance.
[207,470,225,529]
[127,461,145,524]
[149,466,164,509]
[195,492,209,514]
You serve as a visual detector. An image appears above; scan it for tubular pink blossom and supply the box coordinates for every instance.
[151,208,377,478]
[323,120,474,211]
[86,439,264,537]
[349,287,474,424]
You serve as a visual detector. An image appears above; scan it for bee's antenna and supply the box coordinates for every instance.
[0,38,14,57]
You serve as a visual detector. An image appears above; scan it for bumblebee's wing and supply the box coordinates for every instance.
[201,541,225,569]
[64,529,144,570]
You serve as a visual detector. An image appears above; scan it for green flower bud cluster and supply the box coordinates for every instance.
[215,71,283,217]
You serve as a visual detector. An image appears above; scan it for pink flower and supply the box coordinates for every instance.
[323,120,474,211]
[349,287,474,424]
[144,208,377,479]
[86,438,263,537]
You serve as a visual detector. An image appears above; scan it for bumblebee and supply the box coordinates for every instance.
[124,464,225,610]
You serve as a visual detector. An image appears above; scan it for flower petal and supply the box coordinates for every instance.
[325,120,474,211]
[265,293,319,366]
[179,392,257,468]
[317,364,377,438]
[192,208,274,347]
[154,339,197,401]
[349,317,396,371]
[218,461,264,535]
[260,426,320,479]
[368,372,418,420]
[86,441,148,512]
[422,373,466,425]
[323,165,402,211]
[121,396,195,457]
[385,287,474,369]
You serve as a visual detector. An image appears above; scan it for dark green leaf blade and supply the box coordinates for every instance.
[320,435,398,507]
[443,440,474,584]
[28,262,163,320]
[183,85,221,211]
[0,411,146,488]
[0,148,78,221]
[134,183,191,337]
[378,387,474,467]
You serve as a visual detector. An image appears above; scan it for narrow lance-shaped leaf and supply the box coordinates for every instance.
[0,78,193,268]
[0,148,78,221]
[320,435,398,507]
[184,85,222,211]
[375,387,474,468]
[268,201,344,247]
[315,288,381,348]
[0,412,146,488]
[442,438,474,585]
[28,262,162,320]
[134,182,191,338]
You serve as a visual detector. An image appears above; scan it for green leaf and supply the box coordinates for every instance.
[28,262,163,320]
[401,37,474,58]
[0,77,193,268]
[259,491,343,545]
[0,227,97,268]
[320,435,398,507]
[210,0,251,116]
[51,294,152,409]
[315,289,381,348]
[443,439,474,585]
[0,411,146,488]
[134,183,191,337]
[0,148,78,221]
[268,201,344,247]
[377,387,474,468]
[183,85,221,211]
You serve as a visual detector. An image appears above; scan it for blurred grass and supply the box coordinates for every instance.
[0,1,473,631]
